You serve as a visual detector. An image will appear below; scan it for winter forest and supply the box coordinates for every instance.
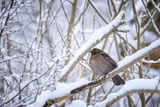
[0,0,160,107]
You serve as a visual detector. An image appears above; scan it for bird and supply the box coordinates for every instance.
[89,48,125,85]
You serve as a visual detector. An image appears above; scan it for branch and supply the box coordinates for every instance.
[106,89,160,107]
[94,76,160,107]
[43,38,160,107]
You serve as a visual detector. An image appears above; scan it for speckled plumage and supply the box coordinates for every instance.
[89,48,125,85]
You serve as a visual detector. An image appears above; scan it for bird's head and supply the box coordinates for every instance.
[90,48,102,56]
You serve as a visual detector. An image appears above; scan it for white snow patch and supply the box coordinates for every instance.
[30,78,89,107]
[52,78,89,98]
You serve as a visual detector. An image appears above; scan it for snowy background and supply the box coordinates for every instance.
[0,0,160,107]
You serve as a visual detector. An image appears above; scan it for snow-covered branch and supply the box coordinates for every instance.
[95,76,160,107]
[142,58,160,64]
[60,11,126,79]
[141,0,160,36]
[150,0,160,13]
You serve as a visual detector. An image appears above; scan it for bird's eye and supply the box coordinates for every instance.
[91,49,99,55]
[93,52,96,54]
[93,50,98,54]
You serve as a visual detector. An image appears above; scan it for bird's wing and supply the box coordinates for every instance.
[101,52,118,68]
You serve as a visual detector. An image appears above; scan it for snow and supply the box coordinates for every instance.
[142,58,160,64]
[95,76,160,107]
[52,78,89,97]
[60,11,126,78]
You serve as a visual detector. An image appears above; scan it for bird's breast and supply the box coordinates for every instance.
[89,56,108,76]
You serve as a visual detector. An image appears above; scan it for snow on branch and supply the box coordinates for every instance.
[30,78,90,107]
[141,58,160,64]
[117,38,160,68]
[60,11,126,79]
[95,76,160,107]
[150,0,160,13]
[142,0,160,36]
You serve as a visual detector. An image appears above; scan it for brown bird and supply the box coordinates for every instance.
[89,48,125,85]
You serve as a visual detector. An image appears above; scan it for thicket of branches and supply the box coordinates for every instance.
[0,0,160,107]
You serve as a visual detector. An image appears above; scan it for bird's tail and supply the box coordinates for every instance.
[112,75,125,85]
